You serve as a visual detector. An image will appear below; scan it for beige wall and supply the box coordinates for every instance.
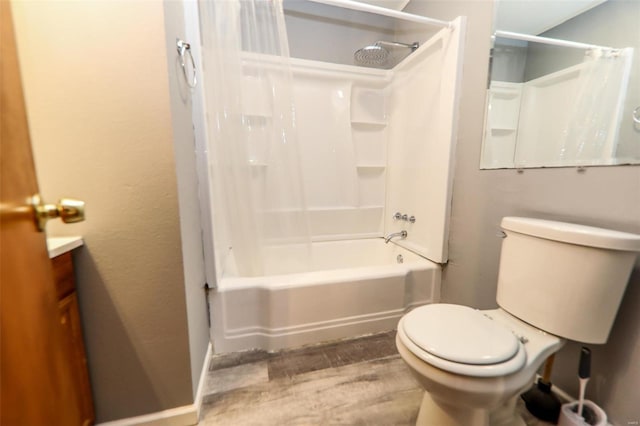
[13,1,195,421]
[402,1,640,424]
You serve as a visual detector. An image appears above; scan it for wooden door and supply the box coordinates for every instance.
[1,3,84,424]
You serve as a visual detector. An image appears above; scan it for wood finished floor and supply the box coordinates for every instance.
[199,331,554,425]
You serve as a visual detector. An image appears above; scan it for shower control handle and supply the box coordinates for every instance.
[393,212,416,223]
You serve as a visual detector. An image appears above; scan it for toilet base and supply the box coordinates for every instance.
[416,393,526,426]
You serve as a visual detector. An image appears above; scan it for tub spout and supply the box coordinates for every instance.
[385,230,407,243]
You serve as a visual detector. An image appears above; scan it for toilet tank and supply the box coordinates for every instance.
[496,217,640,344]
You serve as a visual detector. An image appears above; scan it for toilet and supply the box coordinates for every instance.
[396,217,640,426]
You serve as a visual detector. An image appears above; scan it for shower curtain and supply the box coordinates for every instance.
[559,47,634,164]
[199,0,311,277]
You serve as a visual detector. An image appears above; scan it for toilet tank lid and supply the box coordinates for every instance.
[501,217,640,252]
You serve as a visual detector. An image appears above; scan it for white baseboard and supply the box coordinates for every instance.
[194,342,213,418]
[97,405,198,426]
[98,342,212,426]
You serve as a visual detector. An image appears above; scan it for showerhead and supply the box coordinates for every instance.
[354,44,390,67]
[354,41,419,68]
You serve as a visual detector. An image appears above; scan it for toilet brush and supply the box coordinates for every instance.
[577,347,591,418]
[521,354,562,422]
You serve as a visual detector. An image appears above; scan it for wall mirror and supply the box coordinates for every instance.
[481,0,640,169]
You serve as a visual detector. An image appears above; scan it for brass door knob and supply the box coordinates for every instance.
[31,194,85,232]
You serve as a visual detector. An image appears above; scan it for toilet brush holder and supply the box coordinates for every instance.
[557,401,606,426]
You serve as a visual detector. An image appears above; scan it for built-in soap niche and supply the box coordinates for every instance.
[481,82,522,168]
[350,86,388,168]
[487,82,521,130]
[350,85,388,221]
[241,74,274,173]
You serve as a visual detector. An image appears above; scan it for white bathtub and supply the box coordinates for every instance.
[209,238,441,353]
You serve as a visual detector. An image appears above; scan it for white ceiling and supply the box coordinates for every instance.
[495,0,607,35]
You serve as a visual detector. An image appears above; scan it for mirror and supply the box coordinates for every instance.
[481,0,640,169]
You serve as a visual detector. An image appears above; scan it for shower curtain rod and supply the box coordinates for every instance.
[305,0,451,28]
[494,30,612,51]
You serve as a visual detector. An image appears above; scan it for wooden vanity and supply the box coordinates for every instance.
[48,237,94,426]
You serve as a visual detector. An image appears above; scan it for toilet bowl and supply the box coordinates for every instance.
[395,217,640,426]
[396,305,564,426]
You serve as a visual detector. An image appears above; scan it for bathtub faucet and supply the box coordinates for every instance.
[385,230,407,244]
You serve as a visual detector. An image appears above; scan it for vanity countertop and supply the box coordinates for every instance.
[47,236,84,259]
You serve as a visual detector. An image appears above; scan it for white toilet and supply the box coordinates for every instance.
[396,217,640,426]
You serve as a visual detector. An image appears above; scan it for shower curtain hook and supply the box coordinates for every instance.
[176,39,197,89]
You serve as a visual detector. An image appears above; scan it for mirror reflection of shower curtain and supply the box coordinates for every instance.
[200,0,311,277]
[559,47,634,165]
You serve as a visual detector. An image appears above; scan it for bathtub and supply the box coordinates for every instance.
[209,238,441,353]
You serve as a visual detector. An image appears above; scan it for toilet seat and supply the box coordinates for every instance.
[404,304,520,364]
[399,304,527,377]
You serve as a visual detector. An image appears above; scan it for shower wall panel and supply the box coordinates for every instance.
[294,77,357,209]
[515,66,582,166]
[289,61,391,240]
[385,18,466,263]
[232,15,465,256]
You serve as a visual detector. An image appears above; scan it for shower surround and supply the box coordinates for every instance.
[198,0,465,352]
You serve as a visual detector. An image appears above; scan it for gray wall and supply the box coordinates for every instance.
[13,1,202,421]
[163,0,211,398]
[491,40,527,83]
[284,0,396,66]
[402,1,640,424]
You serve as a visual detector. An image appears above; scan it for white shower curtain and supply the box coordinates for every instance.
[199,0,311,277]
[559,47,634,164]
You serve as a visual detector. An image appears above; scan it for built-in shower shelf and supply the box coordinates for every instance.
[350,121,387,127]
[357,205,384,209]
[242,113,271,122]
[490,127,516,133]
[492,92,520,101]
[248,162,268,167]
[356,164,386,169]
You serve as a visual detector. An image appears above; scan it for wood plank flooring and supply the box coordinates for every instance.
[199,331,554,425]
